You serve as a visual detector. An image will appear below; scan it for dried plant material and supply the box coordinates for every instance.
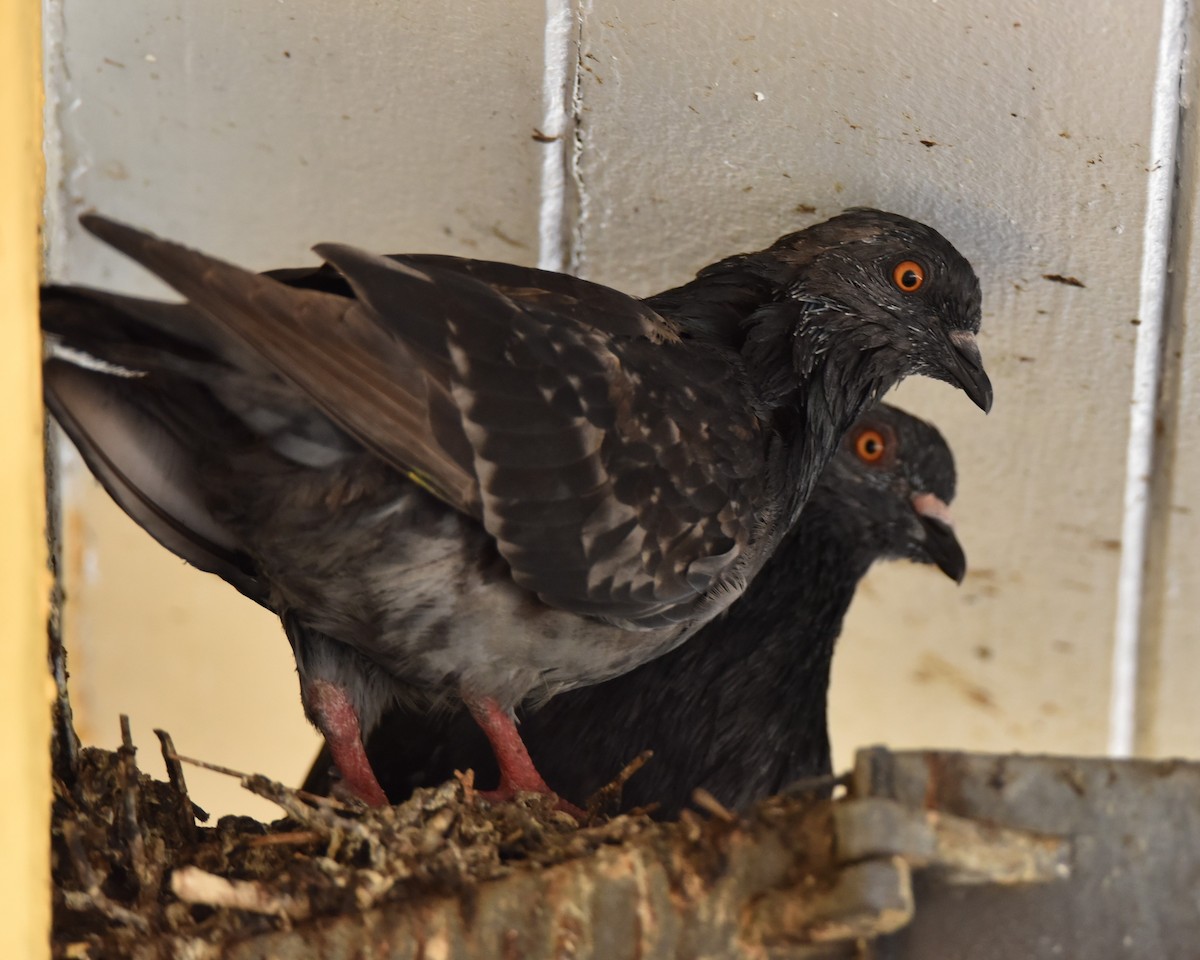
[54,719,876,960]
[51,725,676,959]
[584,749,654,819]
[171,867,311,922]
[691,787,737,822]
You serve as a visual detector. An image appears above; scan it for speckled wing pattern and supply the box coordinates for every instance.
[315,246,769,627]
[79,216,767,628]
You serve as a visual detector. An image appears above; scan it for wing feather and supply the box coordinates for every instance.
[79,215,478,514]
[44,360,265,604]
[310,243,766,625]
[78,215,765,627]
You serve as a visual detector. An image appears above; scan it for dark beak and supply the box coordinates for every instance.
[944,331,993,414]
[911,493,967,584]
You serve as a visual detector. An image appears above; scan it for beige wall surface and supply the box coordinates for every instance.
[45,0,549,818]
[571,0,1167,767]
[45,0,1197,818]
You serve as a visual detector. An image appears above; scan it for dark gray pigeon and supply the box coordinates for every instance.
[42,209,990,813]
[302,403,965,817]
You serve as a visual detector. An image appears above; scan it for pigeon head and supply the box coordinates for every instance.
[814,402,966,582]
[778,208,990,412]
[706,208,990,423]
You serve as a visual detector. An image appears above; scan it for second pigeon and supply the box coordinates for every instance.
[303,403,966,817]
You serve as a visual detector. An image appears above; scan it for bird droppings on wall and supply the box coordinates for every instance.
[1042,273,1087,287]
[911,652,1001,713]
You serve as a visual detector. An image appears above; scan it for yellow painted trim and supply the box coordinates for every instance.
[0,0,49,956]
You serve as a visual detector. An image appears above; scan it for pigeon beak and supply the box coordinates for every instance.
[944,330,993,413]
[911,492,967,584]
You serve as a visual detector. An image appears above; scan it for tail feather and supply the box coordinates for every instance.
[44,360,266,604]
[76,214,479,514]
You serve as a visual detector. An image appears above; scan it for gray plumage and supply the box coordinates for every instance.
[302,403,966,817]
[42,208,990,805]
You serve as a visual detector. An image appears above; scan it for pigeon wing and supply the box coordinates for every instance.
[78,215,478,515]
[314,243,765,626]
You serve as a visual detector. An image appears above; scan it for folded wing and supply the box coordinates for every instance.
[58,216,764,627]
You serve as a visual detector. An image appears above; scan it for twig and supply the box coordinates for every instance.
[169,750,355,814]
[169,748,381,866]
[153,728,207,837]
[116,716,149,896]
[292,786,359,814]
[691,788,736,823]
[165,751,251,781]
[59,820,150,932]
[242,830,323,849]
[454,767,477,803]
[171,866,311,922]
[250,775,356,823]
[61,890,150,932]
[777,772,850,799]
[585,750,654,820]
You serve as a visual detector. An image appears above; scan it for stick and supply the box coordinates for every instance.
[116,715,149,896]
[153,728,205,839]
[171,866,310,923]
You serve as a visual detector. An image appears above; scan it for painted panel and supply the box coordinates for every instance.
[2,0,50,954]
[45,0,547,817]
[573,0,1164,766]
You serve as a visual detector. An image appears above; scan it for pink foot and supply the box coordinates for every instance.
[306,679,388,807]
[465,695,583,819]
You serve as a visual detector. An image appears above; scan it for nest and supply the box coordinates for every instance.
[51,720,661,959]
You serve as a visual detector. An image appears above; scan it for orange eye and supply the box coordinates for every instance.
[892,260,925,292]
[855,429,886,463]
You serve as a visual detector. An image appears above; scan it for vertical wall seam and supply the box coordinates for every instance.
[1109,0,1190,757]
[566,0,589,278]
[536,0,576,272]
[1135,0,1199,756]
[41,0,70,280]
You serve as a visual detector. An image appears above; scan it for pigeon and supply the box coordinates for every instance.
[42,208,990,813]
[302,403,965,817]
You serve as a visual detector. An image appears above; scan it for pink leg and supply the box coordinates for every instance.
[465,695,583,818]
[305,679,388,807]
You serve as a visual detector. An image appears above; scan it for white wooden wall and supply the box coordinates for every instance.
[44,0,1199,818]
